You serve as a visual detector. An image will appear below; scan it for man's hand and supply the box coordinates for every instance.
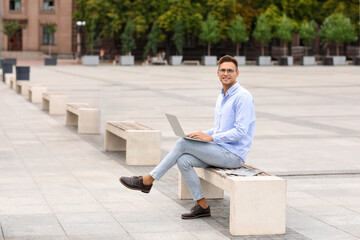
[186,132,213,142]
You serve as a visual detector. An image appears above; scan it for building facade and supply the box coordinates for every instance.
[1,0,75,58]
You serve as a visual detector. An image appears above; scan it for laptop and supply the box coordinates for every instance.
[165,113,209,143]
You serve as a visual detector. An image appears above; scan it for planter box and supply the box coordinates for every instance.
[201,56,217,66]
[2,62,13,82]
[3,58,17,65]
[256,56,271,66]
[169,56,183,66]
[82,55,99,66]
[278,56,293,66]
[119,55,134,66]
[333,56,346,65]
[16,66,30,81]
[354,56,360,66]
[234,56,246,66]
[323,57,333,66]
[2,62,13,74]
[302,56,316,66]
[323,56,346,66]
[44,58,57,66]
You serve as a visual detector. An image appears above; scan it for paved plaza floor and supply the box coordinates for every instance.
[0,64,359,240]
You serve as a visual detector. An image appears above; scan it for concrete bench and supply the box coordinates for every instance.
[104,121,161,165]
[42,92,68,115]
[178,165,286,236]
[182,60,200,66]
[28,85,47,103]
[5,73,15,88]
[16,81,31,97]
[66,103,100,134]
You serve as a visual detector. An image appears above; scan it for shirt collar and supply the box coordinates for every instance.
[221,82,240,97]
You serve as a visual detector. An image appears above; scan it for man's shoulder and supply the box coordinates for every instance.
[234,86,253,100]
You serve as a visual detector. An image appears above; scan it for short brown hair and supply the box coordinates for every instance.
[218,55,238,69]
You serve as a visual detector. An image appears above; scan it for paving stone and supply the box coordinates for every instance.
[1,66,360,240]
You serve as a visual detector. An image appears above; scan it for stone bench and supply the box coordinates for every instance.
[104,121,161,165]
[28,85,47,103]
[182,60,200,66]
[42,92,68,115]
[178,165,286,236]
[66,103,100,134]
[16,81,31,97]
[5,73,15,88]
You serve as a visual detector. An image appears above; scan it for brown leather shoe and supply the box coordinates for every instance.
[181,205,211,219]
[119,176,152,193]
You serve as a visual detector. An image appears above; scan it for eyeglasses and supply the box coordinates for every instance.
[218,68,236,74]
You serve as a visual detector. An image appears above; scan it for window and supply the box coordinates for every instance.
[10,0,21,11]
[43,27,55,45]
[43,0,54,11]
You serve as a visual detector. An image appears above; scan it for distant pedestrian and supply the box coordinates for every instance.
[100,48,105,61]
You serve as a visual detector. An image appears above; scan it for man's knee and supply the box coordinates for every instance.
[173,138,188,151]
[177,155,192,170]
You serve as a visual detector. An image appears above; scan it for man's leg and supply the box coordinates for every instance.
[121,138,243,193]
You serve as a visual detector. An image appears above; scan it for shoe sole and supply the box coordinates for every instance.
[181,213,211,219]
[119,178,150,193]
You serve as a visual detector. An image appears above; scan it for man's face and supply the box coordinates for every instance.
[217,61,239,88]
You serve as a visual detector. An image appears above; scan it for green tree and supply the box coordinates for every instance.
[201,0,237,37]
[173,19,183,55]
[252,14,272,56]
[227,15,248,56]
[320,0,359,29]
[144,24,161,58]
[199,14,220,56]
[121,19,136,55]
[275,15,294,56]
[299,20,316,56]
[44,23,57,57]
[320,13,358,56]
[86,16,96,55]
[3,20,21,45]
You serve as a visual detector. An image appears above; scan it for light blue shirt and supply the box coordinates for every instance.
[203,82,255,161]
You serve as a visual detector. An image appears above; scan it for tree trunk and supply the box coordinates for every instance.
[49,45,52,58]
[305,46,308,56]
[207,43,211,56]
[261,44,264,56]
[284,43,287,57]
[236,43,239,56]
[336,44,339,56]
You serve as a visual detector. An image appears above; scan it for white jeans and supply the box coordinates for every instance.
[150,138,244,201]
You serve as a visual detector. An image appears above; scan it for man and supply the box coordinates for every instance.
[120,55,255,219]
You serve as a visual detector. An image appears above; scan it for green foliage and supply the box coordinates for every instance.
[121,19,136,55]
[86,17,97,55]
[2,20,20,37]
[252,14,272,44]
[320,0,359,31]
[202,0,237,37]
[144,24,161,58]
[157,0,202,37]
[173,19,183,55]
[320,13,358,55]
[320,13,358,44]
[275,15,294,43]
[199,14,220,55]
[299,20,316,46]
[228,15,248,44]
[227,15,248,56]
[44,23,57,56]
[44,23,57,36]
